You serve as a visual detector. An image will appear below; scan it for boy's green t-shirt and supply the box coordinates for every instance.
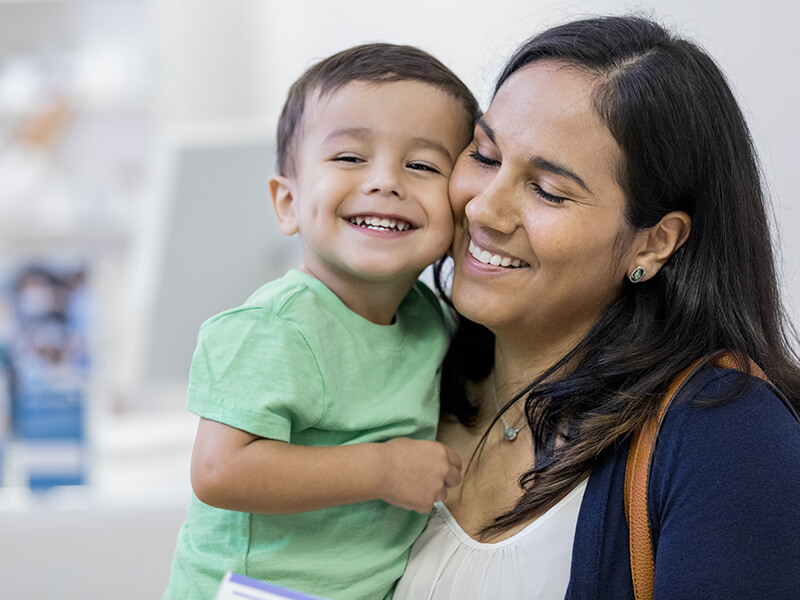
[163,270,450,600]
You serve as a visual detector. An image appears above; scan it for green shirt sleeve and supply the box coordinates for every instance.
[186,306,325,442]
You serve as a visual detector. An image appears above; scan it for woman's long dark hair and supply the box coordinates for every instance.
[436,15,800,534]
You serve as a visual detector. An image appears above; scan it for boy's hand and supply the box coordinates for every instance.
[378,438,462,513]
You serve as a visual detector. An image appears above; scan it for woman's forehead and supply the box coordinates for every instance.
[485,62,622,192]
[490,63,599,134]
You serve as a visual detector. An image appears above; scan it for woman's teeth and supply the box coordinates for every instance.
[349,216,412,231]
[469,239,527,268]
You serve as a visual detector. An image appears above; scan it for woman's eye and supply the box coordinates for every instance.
[469,149,500,168]
[532,183,568,205]
[407,162,440,174]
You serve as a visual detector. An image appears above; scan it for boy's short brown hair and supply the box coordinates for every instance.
[276,43,481,176]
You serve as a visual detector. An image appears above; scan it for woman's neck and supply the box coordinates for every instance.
[492,334,578,390]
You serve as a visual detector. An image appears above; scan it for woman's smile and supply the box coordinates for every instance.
[467,237,529,268]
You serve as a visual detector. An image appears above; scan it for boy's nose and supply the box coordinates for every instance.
[361,163,406,199]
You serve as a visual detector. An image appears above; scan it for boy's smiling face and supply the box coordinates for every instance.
[270,80,470,297]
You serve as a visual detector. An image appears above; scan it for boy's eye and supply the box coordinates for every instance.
[407,162,441,174]
[333,155,364,163]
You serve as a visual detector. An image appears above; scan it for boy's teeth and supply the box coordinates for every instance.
[349,216,410,231]
[469,239,527,268]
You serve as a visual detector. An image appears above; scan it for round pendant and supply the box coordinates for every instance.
[503,426,518,441]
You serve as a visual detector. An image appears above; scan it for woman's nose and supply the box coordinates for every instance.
[464,177,517,234]
[361,160,406,199]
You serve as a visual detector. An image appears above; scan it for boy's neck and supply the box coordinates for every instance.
[300,265,418,325]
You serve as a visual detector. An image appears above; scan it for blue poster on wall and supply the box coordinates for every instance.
[0,261,91,489]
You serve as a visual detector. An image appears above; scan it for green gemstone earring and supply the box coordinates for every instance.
[629,266,645,283]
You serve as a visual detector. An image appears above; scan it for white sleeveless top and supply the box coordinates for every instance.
[393,479,587,599]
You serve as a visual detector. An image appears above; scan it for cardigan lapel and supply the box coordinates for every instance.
[565,440,635,600]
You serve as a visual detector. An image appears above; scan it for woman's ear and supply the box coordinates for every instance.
[269,174,300,236]
[629,211,692,281]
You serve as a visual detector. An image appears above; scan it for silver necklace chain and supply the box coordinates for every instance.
[491,371,521,442]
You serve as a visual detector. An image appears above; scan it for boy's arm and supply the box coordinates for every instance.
[190,417,462,514]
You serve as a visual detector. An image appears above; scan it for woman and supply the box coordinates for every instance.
[394,15,800,599]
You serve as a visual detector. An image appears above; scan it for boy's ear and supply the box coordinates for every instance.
[628,211,692,281]
[269,174,300,236]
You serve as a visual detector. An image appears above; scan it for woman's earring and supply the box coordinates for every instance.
[629,266,646,283]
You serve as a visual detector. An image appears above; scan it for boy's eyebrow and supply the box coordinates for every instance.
[322,127,454,163]
[323,127,372,144]
[475,117,592,195]
[410,137,454,163]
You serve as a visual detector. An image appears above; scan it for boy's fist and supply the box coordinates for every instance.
[377,438,463,513]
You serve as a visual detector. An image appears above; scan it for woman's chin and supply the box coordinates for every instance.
[452,289,501,330]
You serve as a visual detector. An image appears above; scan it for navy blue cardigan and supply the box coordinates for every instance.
[566,367,800,599]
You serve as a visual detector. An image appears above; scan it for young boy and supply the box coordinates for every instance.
[163,44,480,600]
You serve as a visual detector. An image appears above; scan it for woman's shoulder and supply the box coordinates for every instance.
[660,365,798,441]
[643,366,800,598]
[650,363,800,512]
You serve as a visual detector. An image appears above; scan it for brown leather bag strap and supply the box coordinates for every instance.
[624,353,769,600]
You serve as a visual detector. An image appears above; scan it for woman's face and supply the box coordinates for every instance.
[449,61,639,353]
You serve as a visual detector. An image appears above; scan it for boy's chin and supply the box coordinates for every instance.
[349,265,426,284]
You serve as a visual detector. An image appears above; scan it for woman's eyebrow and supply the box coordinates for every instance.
[528,156,592,195]
[475,117,592,195]
[475,117,497,144]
